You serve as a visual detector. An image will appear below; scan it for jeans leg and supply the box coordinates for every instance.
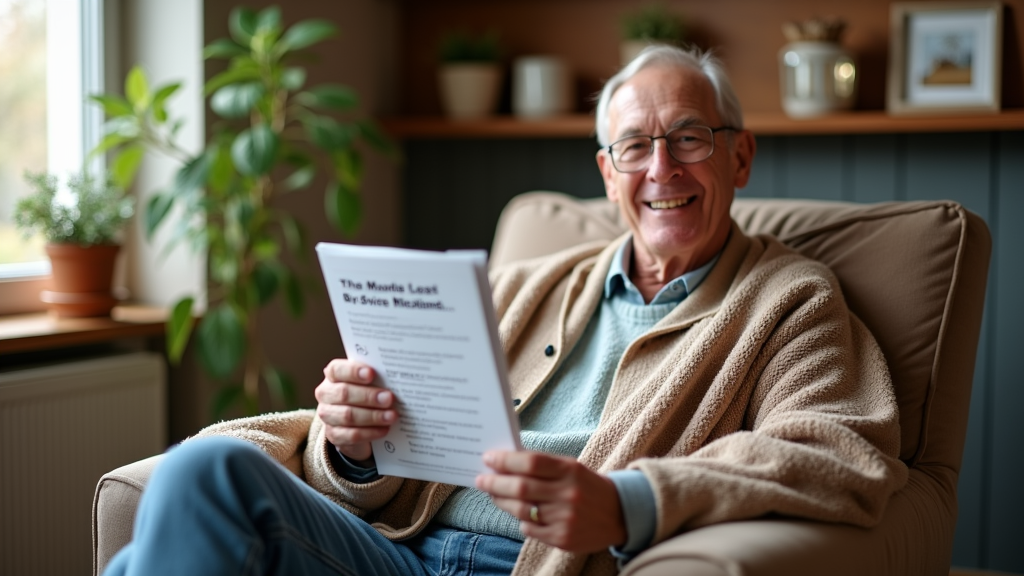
[104,436,429,576]
[404,527,521,576]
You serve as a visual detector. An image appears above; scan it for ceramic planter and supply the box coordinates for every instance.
[40,243,120,317]
[438,63,502,119]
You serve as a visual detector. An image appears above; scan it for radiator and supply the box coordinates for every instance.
[0,352,167,576]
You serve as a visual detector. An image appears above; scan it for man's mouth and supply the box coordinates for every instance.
[646,196,696,210]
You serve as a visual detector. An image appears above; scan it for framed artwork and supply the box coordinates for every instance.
[887,2,1003,114]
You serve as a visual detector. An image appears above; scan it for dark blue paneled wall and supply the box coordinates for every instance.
[402,132,1024,572]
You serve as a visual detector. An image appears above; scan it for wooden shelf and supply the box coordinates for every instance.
[0,304,167,354]
[382,110,1024,140]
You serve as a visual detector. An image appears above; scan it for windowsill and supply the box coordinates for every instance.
[0,304,167,354]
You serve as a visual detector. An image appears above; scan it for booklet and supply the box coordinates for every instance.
[315,243,521,487]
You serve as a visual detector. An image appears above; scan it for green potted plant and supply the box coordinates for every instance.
[620,4,685,66]
[13,171,134,317]
[89,5,392,417]
[437,30,502,119]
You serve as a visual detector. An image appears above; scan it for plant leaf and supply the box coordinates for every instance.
[325,181,362,236]
[251,260,280,305]
[295,84,358,110]
[263,365,298,409]
[282,164,315,191]
[256,6,281,32]
[151,82,182,123]
[278,19,337,52]
[166,296,195,363]
[228,6,258,46]
[231,124,279,176]
[89,94,134,117]
[279,214,306,256]
[145,192,175,240]
[207,141,235,195]
[125,66,150,110]
[303,115,355,152]
[204,38,248,60]
[174,153,212,197]
[280,67,306,91]
[112,145,145,189]
[334,148,363,190]
[210,82,265,119]
[89,132,132,159]
[196,303,246,380]
[204,65,261,96]
[210,384,245,421]
[102,116,142,139]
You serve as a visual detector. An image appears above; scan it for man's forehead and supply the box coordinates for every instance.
[609,65,718,135]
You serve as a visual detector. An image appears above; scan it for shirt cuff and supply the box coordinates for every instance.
[606,469,657,562]
[326,443,381,484]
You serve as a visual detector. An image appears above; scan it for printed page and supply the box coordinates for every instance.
[316,243,521,488]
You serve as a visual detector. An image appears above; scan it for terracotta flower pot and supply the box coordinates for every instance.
[40,243,120,317]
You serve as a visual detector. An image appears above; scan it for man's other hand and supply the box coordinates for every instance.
[315,359,396,462]
[476,450,627,553]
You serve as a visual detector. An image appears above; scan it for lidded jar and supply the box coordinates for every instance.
[778,17,856,118]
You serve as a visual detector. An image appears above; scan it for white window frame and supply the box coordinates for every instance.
[0,0,106,315]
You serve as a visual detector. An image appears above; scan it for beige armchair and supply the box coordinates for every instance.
[94,192,991,576]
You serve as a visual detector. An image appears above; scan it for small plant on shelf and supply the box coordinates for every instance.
[619,4,685,66]
[436,30,503,119]
[90,5,392,417]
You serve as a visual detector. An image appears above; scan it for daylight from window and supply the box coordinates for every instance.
[0,0,47,265]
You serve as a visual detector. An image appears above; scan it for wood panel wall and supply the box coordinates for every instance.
[402,131,1024,572]
[398,0,1024,116]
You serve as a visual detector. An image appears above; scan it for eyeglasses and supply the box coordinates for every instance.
[605,125,737,173]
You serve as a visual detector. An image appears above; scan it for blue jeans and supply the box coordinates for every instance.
[103,437,521,576]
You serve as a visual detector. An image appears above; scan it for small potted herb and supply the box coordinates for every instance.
[437,30,503,119]
[620,4,685,66]
[14,171,134,317]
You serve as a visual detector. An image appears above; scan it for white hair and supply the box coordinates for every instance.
[594,45,744,147]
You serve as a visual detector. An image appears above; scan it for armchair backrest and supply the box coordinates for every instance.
[490,192,991,470]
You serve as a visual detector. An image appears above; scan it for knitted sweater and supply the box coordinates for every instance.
[194,222,908,576]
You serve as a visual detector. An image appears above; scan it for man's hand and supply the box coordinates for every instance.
[315,359,396,462]
[475,450,627,553]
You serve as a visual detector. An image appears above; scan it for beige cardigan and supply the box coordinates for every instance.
[195,223,908,576]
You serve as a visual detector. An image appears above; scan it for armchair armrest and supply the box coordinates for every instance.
[92,454,164,576]
[622,468,956,576]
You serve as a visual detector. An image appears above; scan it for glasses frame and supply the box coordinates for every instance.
[605,125,737,173]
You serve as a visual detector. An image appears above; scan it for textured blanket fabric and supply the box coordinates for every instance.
[192,222,908,576]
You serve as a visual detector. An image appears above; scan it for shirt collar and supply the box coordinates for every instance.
[604,236,722,306]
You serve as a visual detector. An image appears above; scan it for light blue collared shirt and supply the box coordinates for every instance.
[605,237,721,305]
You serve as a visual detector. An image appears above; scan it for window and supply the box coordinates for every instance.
[0,0,105,313]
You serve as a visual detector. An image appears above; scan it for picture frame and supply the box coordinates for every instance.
[887,1,1003,114]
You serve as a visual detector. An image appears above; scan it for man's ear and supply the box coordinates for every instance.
[596,150,619,202]
[731,130,757,189]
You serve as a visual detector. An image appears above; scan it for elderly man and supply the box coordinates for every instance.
[103,46,907,576]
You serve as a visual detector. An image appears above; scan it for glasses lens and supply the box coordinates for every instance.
[611,136,651,172]
[665,126,714,163]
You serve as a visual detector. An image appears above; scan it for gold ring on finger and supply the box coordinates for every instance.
[529,504,541,524]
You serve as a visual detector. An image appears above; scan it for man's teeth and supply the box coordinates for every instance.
[648,197,693,209]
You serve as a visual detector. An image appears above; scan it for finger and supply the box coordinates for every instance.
[489,496,549,523]
[318,403,397,428]
[323,424,391,447]
[476,473,551,503]
[324,359,375,384]
[316,381,393,408]
[483,450,571,479]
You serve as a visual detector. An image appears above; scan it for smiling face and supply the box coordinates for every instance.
[596,64,755,281]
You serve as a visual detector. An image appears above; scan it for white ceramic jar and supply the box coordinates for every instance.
[778,41,857,118]
[512,56,572,119]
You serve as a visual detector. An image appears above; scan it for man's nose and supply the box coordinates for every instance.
[647,139,685,182]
